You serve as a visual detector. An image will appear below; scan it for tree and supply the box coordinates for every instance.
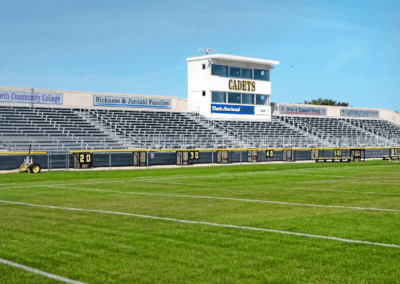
[303,98,349,107]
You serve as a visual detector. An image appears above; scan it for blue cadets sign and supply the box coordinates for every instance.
[211,104,254,115]
[94,96,171,109]
[0,90,63,105]
[340,109,379,118]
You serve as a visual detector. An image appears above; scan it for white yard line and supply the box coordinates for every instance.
[1,178,208,190]
[134,180,207,187]
[268,187,400,196]
[0,258,87,284]
[1,163,398,190]
[48,185,400,213]
[3,178,400,197]
[306,180,397,185]
[0,199,399,249]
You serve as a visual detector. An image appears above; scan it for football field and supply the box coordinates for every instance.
[0,160,400,283]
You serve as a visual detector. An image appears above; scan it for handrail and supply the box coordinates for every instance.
[88,108,141,147]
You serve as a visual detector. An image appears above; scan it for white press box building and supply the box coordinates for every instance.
[187,54,280,121]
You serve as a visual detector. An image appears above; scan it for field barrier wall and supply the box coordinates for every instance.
[0,149,393,171]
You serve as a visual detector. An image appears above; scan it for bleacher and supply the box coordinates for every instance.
[85,109,235,149]
[212,116,317,148]
[279,116,395,147]
[1,105,400,153]
[347,119,400,139]
[0,106,123,153]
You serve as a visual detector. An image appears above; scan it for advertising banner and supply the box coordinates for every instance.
[94,96,171,109]
[255,106,271,115]
[279,105,327,116]
[211,104,254,115]
[340,109,379,118]
[0,90,63,105]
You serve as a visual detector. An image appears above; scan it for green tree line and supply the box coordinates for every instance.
[303,98,349,107]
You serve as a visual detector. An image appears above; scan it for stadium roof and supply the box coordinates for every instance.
[186,54,280,66]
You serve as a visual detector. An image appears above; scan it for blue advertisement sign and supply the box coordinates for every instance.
[340,109,379,118]
[94,96,171,109]
[0,90,63,105]
[211,104,254,115]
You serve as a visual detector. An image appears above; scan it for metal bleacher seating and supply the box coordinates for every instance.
[1,105,400,153]
[84,109,235,149]
[346,119,400,140]
[279,116,398,147]
[0,106,123,153]
[212,116,318,148]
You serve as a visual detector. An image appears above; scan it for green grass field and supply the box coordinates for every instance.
[1,160,400,283]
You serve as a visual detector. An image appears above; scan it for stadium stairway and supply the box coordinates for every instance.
[347,118,400,141]
[211,116,316,148]
[340,119,392,146]
[74,109,142,149]
[184,112,249,148]
[84,109,236,149]
[277,116,328,147]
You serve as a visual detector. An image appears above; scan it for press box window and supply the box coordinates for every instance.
[228,93,241,104]
[211,65,229,77]
[254,69,269,81]
[230,67,240,78]
[202,91,206,97]
[256,95,268,105]
[212,91,226,103]
[241,68,252,79]
[242,93,254,105]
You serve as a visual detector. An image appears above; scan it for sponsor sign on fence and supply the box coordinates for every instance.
[94,96,171,109]
[0,90,63,105]
[211,104,254,115]
[340,109,379,118]
[279,105,327,116]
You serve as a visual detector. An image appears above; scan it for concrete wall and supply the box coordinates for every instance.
[1,86,398,125]
[0,86,187,113]
[272,102,400,125]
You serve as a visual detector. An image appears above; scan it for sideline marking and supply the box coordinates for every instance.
[4,179,400,197]
[267,186,400,196]
[50,185,400,213]
[0,258,87,284]
[2,178,207,190]
[1,200,400,249]
[134,179,207,187]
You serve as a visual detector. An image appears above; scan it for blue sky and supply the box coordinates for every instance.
[1,0,399,111]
